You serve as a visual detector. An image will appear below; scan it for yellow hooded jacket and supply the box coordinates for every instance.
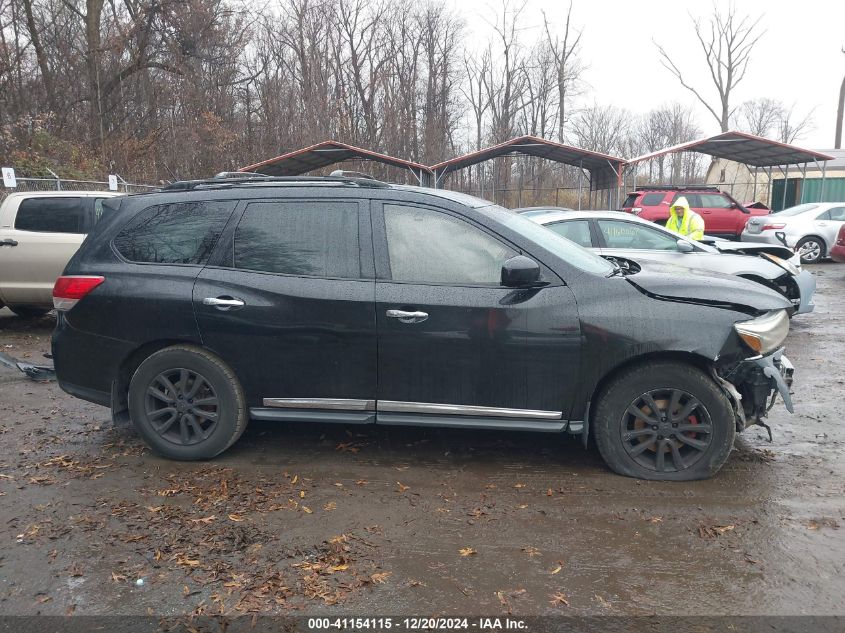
[665,197,705,241]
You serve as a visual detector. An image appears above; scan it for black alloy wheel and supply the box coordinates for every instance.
[145,368,219,446]
[620,388,713,474]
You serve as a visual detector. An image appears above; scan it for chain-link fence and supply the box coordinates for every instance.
[1,175,156,203]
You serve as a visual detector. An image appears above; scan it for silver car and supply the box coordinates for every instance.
[741,202,845,264]
[521,208,816,315]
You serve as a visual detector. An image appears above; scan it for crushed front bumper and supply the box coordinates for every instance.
[717,348,794,432]
[793,270,816,314]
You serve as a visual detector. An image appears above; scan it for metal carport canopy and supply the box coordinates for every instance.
[239,140,433,184]
[625,131,834,168]
[429,135,626,190]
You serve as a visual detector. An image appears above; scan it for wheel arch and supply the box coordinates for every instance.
[797,234,828,255]
[110,339,194,421]
[582,350,716,446]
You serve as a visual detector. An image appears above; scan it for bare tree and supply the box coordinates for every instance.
[776,104,815,144]
[734,98,783,137]
[542,3,582,141]
[570,103,634,156]
[656,5,764,132]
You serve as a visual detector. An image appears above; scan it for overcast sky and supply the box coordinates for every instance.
[454,0,845,150]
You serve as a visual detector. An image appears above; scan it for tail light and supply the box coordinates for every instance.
[52,276,104,311]
[762,223,786,231]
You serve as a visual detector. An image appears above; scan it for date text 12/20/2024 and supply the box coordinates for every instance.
[307,618,528,630]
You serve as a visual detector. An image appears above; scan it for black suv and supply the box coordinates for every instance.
[52,175,795,480]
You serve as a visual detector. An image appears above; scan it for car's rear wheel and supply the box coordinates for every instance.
[795,236,824,264]
[8,305,51,319]
[592,361,735,481]
[128,345,247,460]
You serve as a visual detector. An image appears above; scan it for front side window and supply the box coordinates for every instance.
[545,220,593,247]
[598,220,680,251]
[384,205,514,284]
[113,201,235,264]
[234,201,360,278]
[14,197,85,234]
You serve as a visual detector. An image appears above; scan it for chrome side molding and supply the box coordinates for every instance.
[377,400,562,420]
[263,398,375,411]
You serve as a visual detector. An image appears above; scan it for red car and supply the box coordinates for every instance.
[831,224,845,263]
[620,186,769,239]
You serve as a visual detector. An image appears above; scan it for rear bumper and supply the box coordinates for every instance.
[51,313,132,407]
[739,231,786,246]
[831,244,845,263]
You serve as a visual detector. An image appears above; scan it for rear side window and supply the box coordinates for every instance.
[233,201,360,278]
[113,201,235,264]
[672,193,701,207]
[14,197,85,233]
[545,220,593,247]
[827,207,845,221]
[640,193,666,206]
[698,193,732,209]
[598,220,680,251]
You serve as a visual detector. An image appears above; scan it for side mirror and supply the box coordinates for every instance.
[677,239,694,253]
[501,255,542,288]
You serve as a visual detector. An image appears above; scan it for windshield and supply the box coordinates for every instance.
[774,203,819,217]
[480,205,614,276]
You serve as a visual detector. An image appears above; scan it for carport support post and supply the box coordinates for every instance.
[752,166,758,203]
[799,163,807,203]
[781,165,789,210]
[820,161,827,202]
[577,160,583,210]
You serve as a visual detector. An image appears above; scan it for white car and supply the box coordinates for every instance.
[521,208,816,315]
[0,191,123,317]
[741,202,845,264]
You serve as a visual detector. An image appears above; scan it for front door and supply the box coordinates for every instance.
[371,202,581,421]
[193,198,377,410]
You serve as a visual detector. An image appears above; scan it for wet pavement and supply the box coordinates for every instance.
[0,264,843,618]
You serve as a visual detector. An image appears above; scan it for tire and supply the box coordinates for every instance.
[795,236,825,264]
[128,345,247,460]
[592,361,735,481]
[8,305,51,319]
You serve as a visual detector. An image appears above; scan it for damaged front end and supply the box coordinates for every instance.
[712,309,795,437]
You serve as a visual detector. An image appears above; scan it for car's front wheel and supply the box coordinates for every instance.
[795,236,824,264]
[592,361,735,481]
[128,345,247,460]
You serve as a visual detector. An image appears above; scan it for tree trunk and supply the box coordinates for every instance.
[836,73,845,149]
[21,0,55,109]
[85,0,105,156]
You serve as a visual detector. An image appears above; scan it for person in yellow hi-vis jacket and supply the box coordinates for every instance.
[665,196,705,241]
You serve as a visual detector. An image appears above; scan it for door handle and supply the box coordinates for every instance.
[386,309,429,323]
[203,296,245,310]
[0,239,18,246]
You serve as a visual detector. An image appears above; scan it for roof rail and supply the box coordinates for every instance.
[160,174,391,191]
[633,184,720,192]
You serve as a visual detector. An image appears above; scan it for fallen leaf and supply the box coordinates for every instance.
[291,475,298,485]
[396,482,410,493]
[302,506,313,514]
[228,514,244,522]
[550,591,569,607]
[188,515,216,525]
[299,490,306,499]
[356,480,368,486]
[522,546,540,557]
[324,502,337,511]
[459,547,477,557]
[370,571,392,584]
[550,566,562,575]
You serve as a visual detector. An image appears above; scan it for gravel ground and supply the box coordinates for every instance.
[0,263,843,619]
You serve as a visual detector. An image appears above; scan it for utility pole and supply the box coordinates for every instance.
[836,46,845,149]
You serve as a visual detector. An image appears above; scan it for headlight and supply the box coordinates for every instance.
[734,309,790,355]
[762,252,800,276]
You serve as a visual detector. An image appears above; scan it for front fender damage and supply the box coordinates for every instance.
[714,348,794,437]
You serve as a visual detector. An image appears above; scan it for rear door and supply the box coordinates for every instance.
[0,196,91,305]
[695,192,735,235]
[817,206,845,249]
[193,197,377,411]
[371,201,581,421]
